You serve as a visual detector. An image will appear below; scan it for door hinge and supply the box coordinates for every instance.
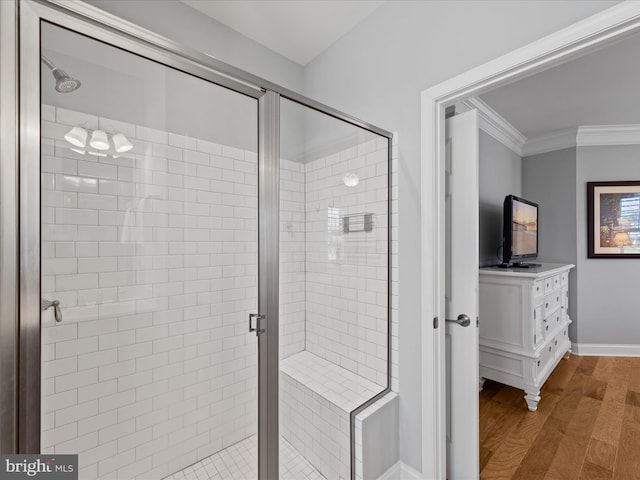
[477,316,479,327]
[433,317,439,329]
[445,105,456,119]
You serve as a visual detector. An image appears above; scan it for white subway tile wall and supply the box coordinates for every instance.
[279,135,397,480]
[42,104,397,480]
[280,351,385,480]
[280,368,350,480]
[41,106,258,480]
[304,138,390,386]
[279,159,306,359]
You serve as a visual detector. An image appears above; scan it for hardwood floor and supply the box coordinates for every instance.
[479,355,640,479]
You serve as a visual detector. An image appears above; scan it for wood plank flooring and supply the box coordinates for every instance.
[479,355,640,479]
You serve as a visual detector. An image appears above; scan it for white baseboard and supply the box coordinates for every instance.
[572,342,640,357]
[377,462,422,480]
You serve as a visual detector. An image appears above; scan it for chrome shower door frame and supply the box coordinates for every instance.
[0,0,20,455]
[8,1,393,478]
[16,0,279,474]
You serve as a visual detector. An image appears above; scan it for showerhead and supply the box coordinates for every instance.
[51,68,81,93]
[41,55,81,93]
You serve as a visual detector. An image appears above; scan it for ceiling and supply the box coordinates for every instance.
[181,0,639,141]
[480,31,640,140]
[179,0,384,66]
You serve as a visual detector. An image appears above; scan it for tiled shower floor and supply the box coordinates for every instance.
[164,435,325,480]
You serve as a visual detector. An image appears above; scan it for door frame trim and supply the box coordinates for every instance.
[420,3,640,477]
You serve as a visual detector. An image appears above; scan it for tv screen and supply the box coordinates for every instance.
[503,195,538,265]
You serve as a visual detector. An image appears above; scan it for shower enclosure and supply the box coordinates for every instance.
[1,2,393,479]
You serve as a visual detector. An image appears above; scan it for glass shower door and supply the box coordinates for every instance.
[278,98,390,479]
[38,22,260,480]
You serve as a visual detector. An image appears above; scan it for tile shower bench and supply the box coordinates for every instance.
[280,351,385,480]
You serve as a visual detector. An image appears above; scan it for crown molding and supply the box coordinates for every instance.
[577,124,640,146]
[459,100,640,158]
[460,97,525,156]
[522,127,578,156]
[522,124,640,157]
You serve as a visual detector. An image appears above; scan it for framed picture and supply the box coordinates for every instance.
[588,181,640,258]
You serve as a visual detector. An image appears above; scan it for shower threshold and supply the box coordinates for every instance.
[164,435,325,480]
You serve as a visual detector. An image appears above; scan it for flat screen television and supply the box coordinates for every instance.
[502,194,539,267]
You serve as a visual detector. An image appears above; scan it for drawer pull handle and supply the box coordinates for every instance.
[549,346,552,352]
[555,340,558,346]
[537,360,540,367]
[546,325,549,331]
[546,303,549,308]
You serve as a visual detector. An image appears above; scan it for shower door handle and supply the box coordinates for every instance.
[445,313,471,327]
[249,313,265,336]
[42,299,63,323]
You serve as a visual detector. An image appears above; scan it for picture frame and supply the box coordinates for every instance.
[587,181,640,258]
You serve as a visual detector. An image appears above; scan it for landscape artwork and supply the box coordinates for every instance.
[588,181,640,258]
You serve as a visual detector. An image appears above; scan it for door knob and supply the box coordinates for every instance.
[42,299,62,323]
[445,314,471,327]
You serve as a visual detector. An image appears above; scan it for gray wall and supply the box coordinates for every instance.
[63,0,621,474]
[84,0,303,92]
[523,144,640,347]
[303,0,619,470]
[479,132,522,267]
[576,145,640,345]
[523,148,578,339]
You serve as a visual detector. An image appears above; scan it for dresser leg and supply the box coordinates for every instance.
[524,390,541,412]
[479,377,486,392]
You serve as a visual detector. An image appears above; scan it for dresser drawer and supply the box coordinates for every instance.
[533,280,544,299]
[535,342,555,379]
[549,308,562,328]
[544,275,560,293]
[553,327,570,359]
[560,271,569,287]
[544,291,561,314]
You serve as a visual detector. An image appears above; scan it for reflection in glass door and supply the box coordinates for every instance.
[39,22,260,479]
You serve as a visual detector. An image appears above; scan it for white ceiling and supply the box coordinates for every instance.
[181,0,639,140]
[480,31,640,139]
[179,0,384,65]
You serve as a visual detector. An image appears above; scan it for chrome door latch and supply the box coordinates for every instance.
[42,299,62,323]
[249,313,265,336]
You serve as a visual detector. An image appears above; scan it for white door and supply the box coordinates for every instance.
[445,110,479,479]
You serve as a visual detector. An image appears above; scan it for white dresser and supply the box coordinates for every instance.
[478,263,574,411]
